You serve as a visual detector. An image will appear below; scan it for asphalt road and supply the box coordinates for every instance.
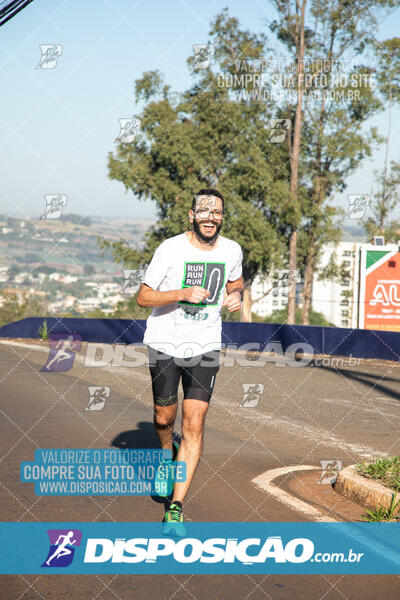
[1,339,400,599]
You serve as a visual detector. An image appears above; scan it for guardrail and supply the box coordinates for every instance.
[0,317,399,362]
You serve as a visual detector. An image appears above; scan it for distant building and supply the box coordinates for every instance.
[312,241,359,328]
[251,273,288,318]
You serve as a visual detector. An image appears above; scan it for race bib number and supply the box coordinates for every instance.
[183,309,209,321]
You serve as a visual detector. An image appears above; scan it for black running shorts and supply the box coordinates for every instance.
[148,347,220,406]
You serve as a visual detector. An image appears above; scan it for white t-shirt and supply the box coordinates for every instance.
[142,232,243,358]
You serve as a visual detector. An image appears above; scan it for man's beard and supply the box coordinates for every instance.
[192,218,222,245]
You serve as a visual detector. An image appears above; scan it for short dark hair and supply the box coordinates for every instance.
[191,188,224,211]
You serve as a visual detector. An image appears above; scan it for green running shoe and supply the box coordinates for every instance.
[154,440,180,498]
[163,501,186,537]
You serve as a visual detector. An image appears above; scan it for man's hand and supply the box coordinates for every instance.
[222,290,242,312]
[181,286,210,304]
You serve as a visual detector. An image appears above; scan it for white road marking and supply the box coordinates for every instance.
[254,465,400,566]
[252,465,337,522]
[213,395,387,458]
[0,340,49,352]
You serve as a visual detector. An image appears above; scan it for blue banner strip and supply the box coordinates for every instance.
[1,317,400,361]
[0,522,399,574]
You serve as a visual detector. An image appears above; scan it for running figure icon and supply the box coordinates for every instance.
[41,334,82,372]
[45,531,77,566]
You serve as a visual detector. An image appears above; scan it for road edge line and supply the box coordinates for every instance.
[252,465,337,522]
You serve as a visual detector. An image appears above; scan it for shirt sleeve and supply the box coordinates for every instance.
[228,244,243,281]
[143,243,169,290]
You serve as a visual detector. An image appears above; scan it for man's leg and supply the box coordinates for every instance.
[171,398,209,503]
[153,403,178,452]
[148,347,181,453]
[171,350,219,504]
[162,351,219,534]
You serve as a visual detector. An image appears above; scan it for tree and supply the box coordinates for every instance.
[299,64,382,322]
[364,160,400,242]
[363,37,400,243]
[83,264,96,276]
[269,0,397,324]
[269,0,307,324]
[105,9,291,322]
[0,290,48,327]
[265,305,332,326]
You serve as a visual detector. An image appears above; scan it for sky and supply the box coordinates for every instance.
[1,0,399,222]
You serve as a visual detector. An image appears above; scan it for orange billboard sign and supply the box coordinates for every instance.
[359,249,400,331]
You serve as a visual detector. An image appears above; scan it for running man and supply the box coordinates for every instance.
[137,189,243,534]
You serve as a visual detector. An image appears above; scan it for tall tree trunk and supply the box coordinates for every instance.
[301,233,315,325]
[287,0,307,324]
[287,229,298,323]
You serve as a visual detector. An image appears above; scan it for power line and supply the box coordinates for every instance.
[0,0,34,28]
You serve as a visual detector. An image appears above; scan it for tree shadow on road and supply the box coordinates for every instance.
[313,364,400,403]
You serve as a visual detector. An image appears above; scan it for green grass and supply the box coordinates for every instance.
[360,492,400,522]
[38,320,48,341]
[356,457,400,521]
[355,456,400,492]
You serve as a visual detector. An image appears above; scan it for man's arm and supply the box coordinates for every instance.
[226,276,244,296]
[222,276,244,312]
[136,283,209,308]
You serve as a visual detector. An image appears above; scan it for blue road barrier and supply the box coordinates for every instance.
[0,317,399,361]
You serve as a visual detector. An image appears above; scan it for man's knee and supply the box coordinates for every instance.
[182,414,205,439]
[154,409,175,428]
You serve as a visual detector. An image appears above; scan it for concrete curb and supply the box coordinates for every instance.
[334,464,400,515]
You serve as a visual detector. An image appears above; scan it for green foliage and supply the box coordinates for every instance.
[269,0,396,323]
[38,320,48,341]
[106,9,289,296]
[83,264,96,276]
[110,294,152,320]
[356,456,400,491]
[361,492,400,522]
[363,160,400,244]
[102,4,399,324]
[375,37,400,104]
[0,290,48,328]
[263,306,332,326]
